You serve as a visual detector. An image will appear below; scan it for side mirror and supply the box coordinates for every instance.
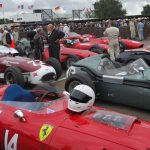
[14,110,26,122]
[138,67,144,76]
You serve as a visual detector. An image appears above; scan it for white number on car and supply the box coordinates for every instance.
[4,129,18,150]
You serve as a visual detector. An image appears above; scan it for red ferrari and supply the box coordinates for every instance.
[66,32,144,51]
[0,84,150,150]
[43,44,97,69]
[61,38,108,54]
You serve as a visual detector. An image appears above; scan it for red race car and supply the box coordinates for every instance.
[61,38,108,54]
[0,84,150,150]
[43,44,97,69]
[66,32,144,51]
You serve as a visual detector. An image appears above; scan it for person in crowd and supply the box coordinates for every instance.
[33,28,44,60]
[59,23,64,32]
[63,24,70,37]
[103,21,119,61]
[12,27,19,43]
[137,19,144,41]
[129,18,136,39]
[27,26,36,50]
[47,24,65,60]
[7,29,15,48]
[2,26,9,46]
[0,28,3,44]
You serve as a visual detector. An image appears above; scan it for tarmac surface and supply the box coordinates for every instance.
[52,39,150,121]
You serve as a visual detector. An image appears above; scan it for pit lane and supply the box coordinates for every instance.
[53,39,150,121]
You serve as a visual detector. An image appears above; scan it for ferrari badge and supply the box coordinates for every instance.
[39,124,53,141]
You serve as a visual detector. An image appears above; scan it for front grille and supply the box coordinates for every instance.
[41,73,56,82]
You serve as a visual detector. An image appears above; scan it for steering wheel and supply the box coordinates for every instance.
[39,91,59,102]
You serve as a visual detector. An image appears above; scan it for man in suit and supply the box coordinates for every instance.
[47,24,65,60]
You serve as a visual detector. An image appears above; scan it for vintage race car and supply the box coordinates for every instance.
[15,38,32,57]
[0,45,19,56]
[15,39,97,69]
[116,45,150,65]
[0,55,62,87]
[0,84,150,149]
[66,32,144,51]
[43,44,97,69]
[65,54,150,110]
[61,39,108,54]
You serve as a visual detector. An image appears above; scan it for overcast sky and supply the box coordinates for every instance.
[0,0,149,18]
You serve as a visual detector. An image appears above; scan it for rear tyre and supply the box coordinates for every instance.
[45,57,62,80]
[90,45,103,54]
[65,74,95,93]
[4,66,25,87]
[64,54,80,69]
[119,42,127,52]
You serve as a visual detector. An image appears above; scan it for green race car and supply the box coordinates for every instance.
[65,54,150,110]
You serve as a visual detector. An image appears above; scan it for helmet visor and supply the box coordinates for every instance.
[70,89,92,103]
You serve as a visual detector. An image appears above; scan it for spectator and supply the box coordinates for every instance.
[7,29,15,48]
[63,24,70,37]
[104,21,119,61]
[0,28,3,44]
[27,26,36,50]
[47,24,65,60]
[12,27,19,43]
[33,28,44,60]
[137,19,144,41]
[2,26,8,46]
[59,23,64,32]
[129,18,136,39]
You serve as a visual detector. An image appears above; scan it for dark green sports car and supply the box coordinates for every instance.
[65,54,150,110]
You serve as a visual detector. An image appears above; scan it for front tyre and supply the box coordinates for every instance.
[65,74,95,93]
[45,57,62,80]
[4,66,25,87]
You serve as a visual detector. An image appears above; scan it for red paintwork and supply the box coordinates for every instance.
[66,32,144,49]
[0,56,42,73]
[43,44,97,63]
[61,39,108,53]
[0,85,150,149]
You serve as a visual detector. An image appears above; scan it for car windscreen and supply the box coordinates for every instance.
[75,55,150,79]
[97,58,149,77]
[0,98,64,114]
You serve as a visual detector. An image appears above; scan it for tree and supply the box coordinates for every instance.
[93,0,127,18]
[141,4,150,15]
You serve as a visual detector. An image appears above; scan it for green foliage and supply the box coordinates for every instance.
[141,4,150,15]
[93,0,127,18]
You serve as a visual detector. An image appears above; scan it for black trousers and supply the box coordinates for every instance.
[48,44,60,60]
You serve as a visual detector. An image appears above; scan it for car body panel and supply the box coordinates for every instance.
[66,54,150,110]
[65,32,144,50]
[0,84,150,150]
[0,56,56,84]
[43,45,97,63]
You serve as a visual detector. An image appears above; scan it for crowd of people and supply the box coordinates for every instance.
[0,17,147,62]
[0,24,65,61]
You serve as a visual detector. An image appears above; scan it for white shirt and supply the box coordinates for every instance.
[63,25,70,37]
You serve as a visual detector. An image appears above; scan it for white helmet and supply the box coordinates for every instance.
[68,84,95,112]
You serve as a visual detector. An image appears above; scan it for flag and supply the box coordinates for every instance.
[54,6,60,11]
[0,4,2,9]
[28,5,34,10]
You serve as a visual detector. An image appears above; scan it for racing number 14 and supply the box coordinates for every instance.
[4,129,18,150]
